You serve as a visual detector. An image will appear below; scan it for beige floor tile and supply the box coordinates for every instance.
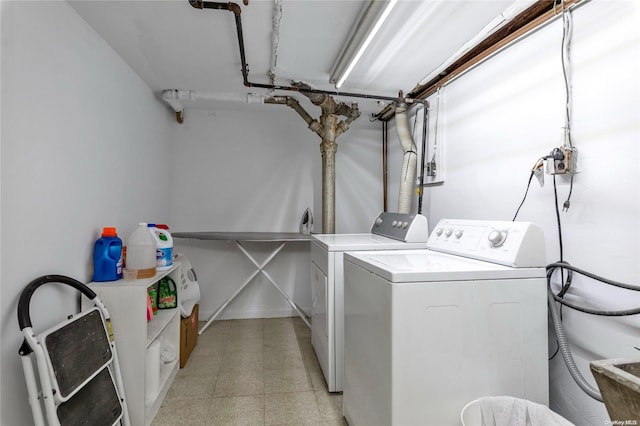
[205,395,265,425]
[298,339,315,358]
[264,329,297,344]
[300,349,318,371]
[192,341,228,357]
[151,397,211,426]
[200,321,231,332]
[199,319,233,330]
[264,368,313,394]
[264,349,305,371]
[196,329,230,356]
[305,357,328,392]
[198,320,233,341]
[265,391,323,425]
[267,421,347,426]
[219,348,263,374]
[292,322,311,340]
[232,324,265,336]
[204,410,264,426]
[264,337,302,353]
[198,328,231,343]
[157,317,340,426]
[319,418,348,426]
[263,318,296,333]
[180,351,226,377]
[230,318,265,330]
[264,321,295,331]
[314,390,343,421]
[165,373,217,401]
[214,369,264,396]
[209,394,265,414]
[225,339,264,355]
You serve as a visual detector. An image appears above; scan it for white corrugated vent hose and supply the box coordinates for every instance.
[396,103,417,214]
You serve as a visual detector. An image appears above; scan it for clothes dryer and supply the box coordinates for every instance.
[310,212,428,392]
[343,219,549,426]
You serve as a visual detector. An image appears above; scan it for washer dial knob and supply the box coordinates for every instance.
[488,229,507,247]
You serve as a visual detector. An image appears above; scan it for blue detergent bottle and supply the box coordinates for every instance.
[93,227,124,282]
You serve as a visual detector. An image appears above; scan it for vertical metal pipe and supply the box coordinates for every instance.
[320,139,337,234]
[321,114,338,234]
[382,121,388,212]
[417,104,428,214]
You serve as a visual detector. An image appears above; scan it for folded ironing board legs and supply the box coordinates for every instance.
[199,240,311,335]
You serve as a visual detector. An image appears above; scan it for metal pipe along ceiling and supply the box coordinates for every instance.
[188,0,443,231]
[187,0,374,234]
[187,0,427,106]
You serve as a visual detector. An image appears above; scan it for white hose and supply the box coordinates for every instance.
[396,103,417,214]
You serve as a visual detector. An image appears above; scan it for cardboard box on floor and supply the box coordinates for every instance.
[180,304,198,368]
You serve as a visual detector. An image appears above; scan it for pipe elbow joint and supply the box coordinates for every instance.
[228,2,241,15]
[309,121,322,133]
[337,121,349,135]
[395,101,409,114]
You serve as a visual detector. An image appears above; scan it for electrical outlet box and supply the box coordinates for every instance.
[421,127,444,185]
[545,146,577,175]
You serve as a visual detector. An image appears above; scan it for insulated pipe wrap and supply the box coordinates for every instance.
[395,103,417,214]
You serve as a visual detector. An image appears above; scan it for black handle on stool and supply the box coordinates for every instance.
[17,275,97,330]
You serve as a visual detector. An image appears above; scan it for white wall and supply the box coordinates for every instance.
[0,3,4,422]
[386,1,639,424]
[0,2,174,424]
[169,106,316,319]
[168,103,384,320]
[333,112,387,233]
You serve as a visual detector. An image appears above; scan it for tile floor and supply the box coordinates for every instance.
[152,317,347,426]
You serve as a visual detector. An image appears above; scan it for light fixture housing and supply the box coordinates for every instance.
[329,0,398,89]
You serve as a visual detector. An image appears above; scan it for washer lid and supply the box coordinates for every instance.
[311,233,427,252]
[344,249,546,282]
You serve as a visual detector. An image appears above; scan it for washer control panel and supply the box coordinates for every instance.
[370,212,429,243]
[427,219,546,267]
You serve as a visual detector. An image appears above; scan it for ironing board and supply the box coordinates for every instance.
[172,232,312,334]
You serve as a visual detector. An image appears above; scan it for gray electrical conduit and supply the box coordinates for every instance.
[547,258,640,401]
[547,289,603,402]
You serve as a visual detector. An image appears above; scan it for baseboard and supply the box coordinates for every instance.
[199,306,312,321]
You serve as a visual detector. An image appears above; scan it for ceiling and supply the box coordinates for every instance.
[70,0,524,116]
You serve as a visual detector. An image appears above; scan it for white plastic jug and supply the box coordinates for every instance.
[149,226,173,271]
[126,223,157,279]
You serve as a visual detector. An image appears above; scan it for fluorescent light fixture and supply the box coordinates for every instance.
[330,0,398,89]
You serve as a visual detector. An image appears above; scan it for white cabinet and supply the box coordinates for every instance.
[84,263,180,426]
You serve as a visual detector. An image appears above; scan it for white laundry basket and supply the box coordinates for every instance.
[174,253,200,318]
[461,397,575,426]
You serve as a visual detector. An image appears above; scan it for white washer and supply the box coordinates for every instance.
[343,219,549,426]
[311,212,429,392]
